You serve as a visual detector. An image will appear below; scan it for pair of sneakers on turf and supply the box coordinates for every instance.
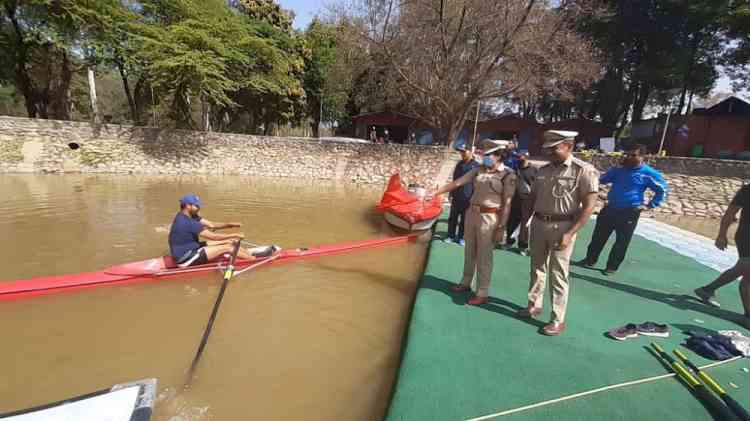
[608,322,670,341]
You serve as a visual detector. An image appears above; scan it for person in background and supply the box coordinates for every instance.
[445,142,481,245]
[517,130,599,336]
[432,140,516,305]
[575,144,667,274]
[384,128,390,143]
[504,152,537,255]
[503,143,520,171]
[694,183,750,328]
[369,126,377,143]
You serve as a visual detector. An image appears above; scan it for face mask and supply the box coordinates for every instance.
[482,156,496,168]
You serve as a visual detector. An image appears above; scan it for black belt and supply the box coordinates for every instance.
[534,213,574,222]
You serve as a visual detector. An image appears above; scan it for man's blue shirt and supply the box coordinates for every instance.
[601,164,668,209]
[452,159,480,203]
[169,212,204,259]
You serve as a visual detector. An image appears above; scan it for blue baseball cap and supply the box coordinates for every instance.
[179,194,202,208]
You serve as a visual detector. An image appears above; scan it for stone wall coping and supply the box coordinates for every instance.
[0,115,445,150]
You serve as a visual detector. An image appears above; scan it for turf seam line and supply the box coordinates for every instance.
[464,356,742,421]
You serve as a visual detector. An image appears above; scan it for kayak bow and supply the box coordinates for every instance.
[0,234,418,301]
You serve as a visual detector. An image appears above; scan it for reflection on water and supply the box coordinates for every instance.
[0,174,427,421]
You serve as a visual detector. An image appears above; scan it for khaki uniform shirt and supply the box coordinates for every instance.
[467,166,517,208]
[532,156,599,216]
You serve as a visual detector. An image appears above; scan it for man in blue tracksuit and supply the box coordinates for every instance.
[576,145,667,274]
[445,142,480,245]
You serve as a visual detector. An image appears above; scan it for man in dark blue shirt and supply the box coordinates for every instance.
[576,145,667,274]
[168,194,278,267]
[694,183,750,328]
[445,142,480,245]
[504,152,537,255]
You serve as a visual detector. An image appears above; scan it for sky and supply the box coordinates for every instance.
[278,0,326,30]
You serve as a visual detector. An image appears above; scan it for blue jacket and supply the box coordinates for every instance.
[451,159,480,203]
[601,164,668,209]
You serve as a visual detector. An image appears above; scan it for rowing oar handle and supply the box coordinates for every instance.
[651,344,740,421]
[185,240,242,387]
[674,349,750,421]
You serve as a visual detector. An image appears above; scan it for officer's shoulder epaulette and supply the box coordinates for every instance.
[539,161,553,169]
[571,157,596,170]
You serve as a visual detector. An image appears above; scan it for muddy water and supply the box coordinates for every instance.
[0,174,427,420]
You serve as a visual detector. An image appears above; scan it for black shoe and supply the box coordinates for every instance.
[694,287,721,308]
[574,259,595,268]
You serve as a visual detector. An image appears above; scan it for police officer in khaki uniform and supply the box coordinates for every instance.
[433,139,516,305]
[517,130,599,336]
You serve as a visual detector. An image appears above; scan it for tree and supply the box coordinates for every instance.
[303,18,356,137]
[224,0,307,135]
[233,0,294,32]
[334,0,600,146]
[541,0,728,131]
[723,0,750,90]
[0,0,77,119]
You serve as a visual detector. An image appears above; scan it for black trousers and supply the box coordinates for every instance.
[584,206,641,271]
[447,200,470,240]
[505,194,524,246]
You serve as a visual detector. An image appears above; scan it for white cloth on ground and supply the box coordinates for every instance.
[718,330,750,357]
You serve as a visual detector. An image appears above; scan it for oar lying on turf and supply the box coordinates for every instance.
[650,343,740,421]
[674,348,750,421]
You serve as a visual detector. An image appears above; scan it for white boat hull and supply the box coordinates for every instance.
[384,212,438,231]
[2,379,157,421]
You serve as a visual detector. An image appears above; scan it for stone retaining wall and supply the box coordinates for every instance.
[0,116,448,186]
[578,153,748,219]
[579,153,750,178]
[2,117,746,218]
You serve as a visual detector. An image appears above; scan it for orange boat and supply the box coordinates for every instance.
[376,173,443,231]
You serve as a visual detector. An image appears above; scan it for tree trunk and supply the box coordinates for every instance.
[631,82,651,122]
[169,91,193,129]
[5,1,40,118]
[201,99,212,132]
[116,60,137,122]
[87,67,100,124]
[50,49,72,120]
[312,97,321,138]
[677,37,699,115]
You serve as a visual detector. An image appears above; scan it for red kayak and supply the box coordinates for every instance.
[0,235,417,301]
[377,173,443,231]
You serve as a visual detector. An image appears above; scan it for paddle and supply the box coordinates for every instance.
[674,348,750,421]
[650,343,740,421]
[184,240,242,387]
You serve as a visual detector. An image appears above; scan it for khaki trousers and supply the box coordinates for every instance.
[528,218,576,323]
[460,207,499,297]
[518,196,534,246]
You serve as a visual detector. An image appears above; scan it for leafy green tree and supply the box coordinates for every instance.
[303,19,354,137]
[723,0,750,89]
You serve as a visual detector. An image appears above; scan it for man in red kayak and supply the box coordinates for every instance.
[169,194,279,267]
